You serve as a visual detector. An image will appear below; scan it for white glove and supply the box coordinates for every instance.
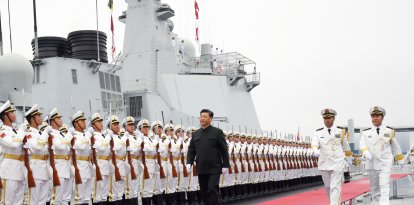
[87,127,94,135]
[222,168,229,175]
[186,164,192,174]
[347,157,353,166]
[363,151,372,160]
[398,159,405,169]
[313,149,320,158]
[68,128,75,135]
[107,130,113,138]
[44,126,53,134]
[19,123,28,132]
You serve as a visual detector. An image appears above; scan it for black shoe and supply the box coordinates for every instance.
[142,197,152,205]
[177,192,186,205]
[153,194,163,205]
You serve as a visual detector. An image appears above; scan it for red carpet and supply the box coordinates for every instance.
[256,173,413,205]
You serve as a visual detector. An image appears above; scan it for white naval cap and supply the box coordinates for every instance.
[137,119,150,129]
[163,123,174,132]
[321,108,337,117]
[71,111,86,122]
[185,126,196,133]
[90,113,103,124]
[174,125,184,133]
[49,108,62,120]
[25,104,42,117]
[106,115,119,126]
[151,120,163,130]
[0,100,16,115]
[121,116,135,127]
[240,133,246,138]
[369,106,386,116]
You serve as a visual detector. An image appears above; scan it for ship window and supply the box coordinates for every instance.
[115,75,121,92]
[129,96,142,118]
[104,72,111,90]
[99,72,105,89]
[71,69,78,84]
[110,74,116,92]
[101,91,107,109]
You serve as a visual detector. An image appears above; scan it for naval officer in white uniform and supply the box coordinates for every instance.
[359,106,404,205]
[312,109,352,205]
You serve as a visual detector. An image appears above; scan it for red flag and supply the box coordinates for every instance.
[109,0,116,59]
[194,1,199,20]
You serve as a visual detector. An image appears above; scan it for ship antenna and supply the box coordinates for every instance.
[7,0,12,52]
[32,0,39,58]
[95,0,100,62]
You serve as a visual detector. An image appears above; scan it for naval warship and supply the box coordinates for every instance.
[0,0,261,130]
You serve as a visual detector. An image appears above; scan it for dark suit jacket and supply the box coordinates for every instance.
[186,125,230,174]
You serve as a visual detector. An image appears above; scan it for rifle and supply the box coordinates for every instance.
[110,137,122,181]
[71,137,82,184]
[256,148,262,172]
[90,135,103,181]
[141,143,150,180]
[48,134,61,186]
[126,138,137,180]
[169,142,178,178]
[251,150,258,172]
[268,153,274,171]
[232,147,239,174]
[263,149,268,171]
[239,147,245,173]
[180,143,188,177]
[246,151,252,172]
[23,135,36,188]
[156,143,166,179]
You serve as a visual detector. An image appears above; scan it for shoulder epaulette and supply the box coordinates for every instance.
[363,128,371,131]
[337,126,344,129]
[316,128,323,131]
[386,126,394,130]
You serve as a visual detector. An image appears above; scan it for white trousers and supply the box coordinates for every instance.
[320,170,343,205]
[29,179,51,205]
[93,175,110,203]
[189,172,199,191]
[109,175,126,202]
[74,178,92,204]
[141,173,161,198]
[368,169,391,205]
[51,177,73,205]
[1,179,25,205]
[126,173,141,199]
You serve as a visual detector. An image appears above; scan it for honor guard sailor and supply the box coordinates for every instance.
[359,106,404,205]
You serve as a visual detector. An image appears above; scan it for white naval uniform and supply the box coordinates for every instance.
[158,136,177,194]
[312,126,351,205]
[360,125,403,205]
[257,144,265,183]
[125,132,143,200]
[109,134,127,202]
[263,144,271,181]
[92,132,111,203]
[26,127,52,205]
[252,144,260,184]
[233,142,244,185]
[72,131,93,204]
[223,141,235,187]
[141,135,162,198]
[246,143,256,184]
[172,137,188,193]
[50,129,73,205]
[183,137,198,192]
[0,125,26,205]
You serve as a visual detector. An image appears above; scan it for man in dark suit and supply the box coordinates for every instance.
[186,109,230,205]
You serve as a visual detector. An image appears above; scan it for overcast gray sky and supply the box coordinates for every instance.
[1,0,413,136]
